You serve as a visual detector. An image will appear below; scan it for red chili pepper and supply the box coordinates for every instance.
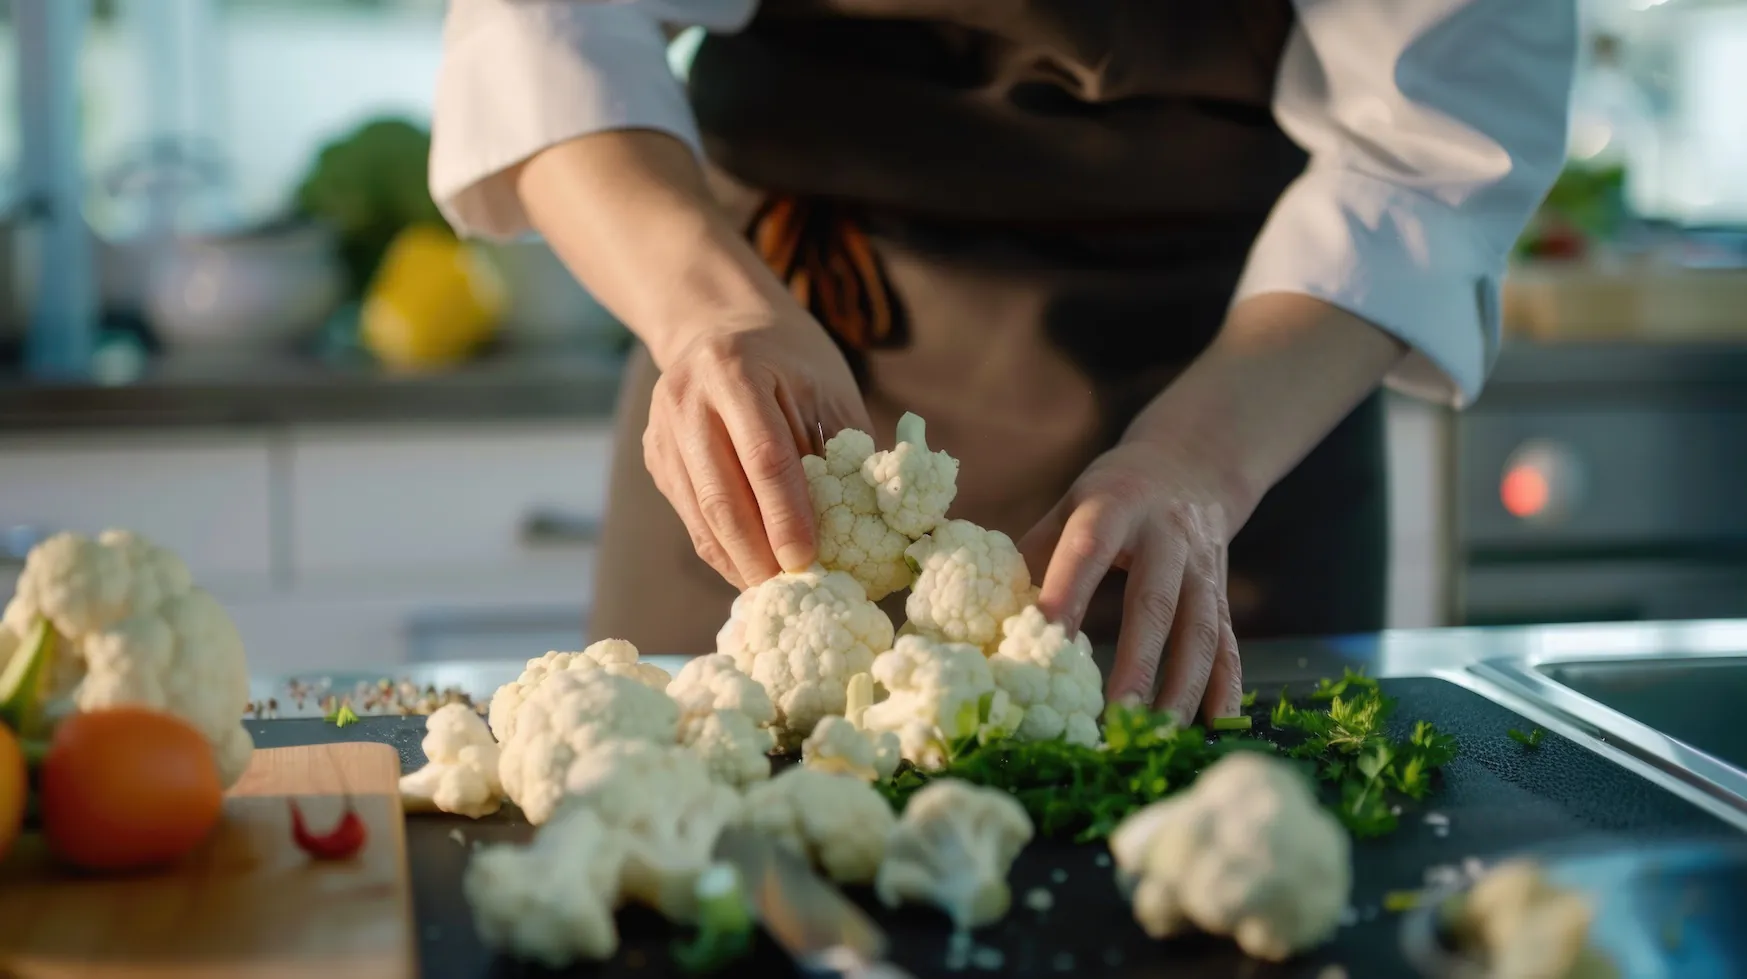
[289,795,368,860]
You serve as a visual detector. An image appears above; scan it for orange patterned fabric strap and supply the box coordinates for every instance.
[747,196,907,352]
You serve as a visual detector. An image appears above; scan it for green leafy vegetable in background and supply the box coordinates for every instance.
[293,117,448,297]
[1508,727,1546,750]
[325,701,360,728]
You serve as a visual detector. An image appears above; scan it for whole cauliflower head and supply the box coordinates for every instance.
[399,703,504,818]
[1447,860,1616,979]
[904,520,1037,650]
[861,634,1022,771]
[990,605,1105,747]
[667,654,776,727]
[678,708,774,789]
[875,778,1035,930]
[560,741,742,922]
[861,412,959,539]
[487,640,672,742]
[1108,751,1351,962]
[464,803,626,968]
[0,530,253,786]
[802,715,900,782]
[496,670,680,825]
[803,428,913,600]
[715,566,894,750]
[735,766,897,885]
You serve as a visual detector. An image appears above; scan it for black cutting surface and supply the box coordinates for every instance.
[249,677,1744,979]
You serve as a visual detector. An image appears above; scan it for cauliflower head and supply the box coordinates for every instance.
[801,714,900,782]
[990,605,1104,747]
[874,778,1035,930]
[861,412,959,539]
[668,653,776,727]
[399,703,504,818]
[559,741,742,923]
[802,428,913,600]
[464,803,626,968]
[496,670,681,825]
[903,520,1037,650]
[715,566,894,750]
[0,529,253,786]
[1447,860,1617,979]
[735,766,897,885]
[487,640,671,742]
[1108,751,1351,962]
[678,708,774,789]
[861,634,1022,771]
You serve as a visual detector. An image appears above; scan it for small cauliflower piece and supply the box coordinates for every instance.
[400,703,504,818]
[802,715,900,782]
[904,520,1037,650]
[486,640,671,742]
[679,708,775,788]
[861,634,1022,771]
[668,653,776,727]
[861,412,959,539]
[802,428,914,600]
[1445,860,1617,979]
[874,779,1035,929]
[561,741,742,922]
[714,565,895,750]
[736,766,897,885]
[990,606,1105,747]
[844,671,879,729]
[1109,751,1351,962]
[463,804,626,967]
[496,670,681,825]
[0,529,254,786]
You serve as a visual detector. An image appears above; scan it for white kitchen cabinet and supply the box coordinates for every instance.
[0,433,276,589]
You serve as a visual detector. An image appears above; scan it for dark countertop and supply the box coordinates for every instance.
[0,346,627,432]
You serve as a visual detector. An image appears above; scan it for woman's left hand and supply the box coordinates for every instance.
[1019,437,1249,724]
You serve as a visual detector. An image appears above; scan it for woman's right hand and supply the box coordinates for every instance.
[645,312,871,589]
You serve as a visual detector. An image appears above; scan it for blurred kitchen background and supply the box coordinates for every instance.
[1,0,1745,675]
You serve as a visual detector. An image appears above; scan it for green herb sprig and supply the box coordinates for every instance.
[1508,727,1546,750]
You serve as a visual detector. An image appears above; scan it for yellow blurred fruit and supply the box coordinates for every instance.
[361,223,506,371]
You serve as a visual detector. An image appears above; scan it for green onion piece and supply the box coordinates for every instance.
[1210,716,1253,732]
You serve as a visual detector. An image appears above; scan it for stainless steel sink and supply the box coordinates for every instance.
[1537,656,1747,771]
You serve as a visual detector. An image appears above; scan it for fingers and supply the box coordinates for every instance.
[644,418,743,589]
[1037,500,1135,636]
[1108,531,1187,704]
[673,406,783,587]
[1201,615,1244,723]
[1017,502,1068,590]
[1153,549,1222,719]
[717,385,817,573]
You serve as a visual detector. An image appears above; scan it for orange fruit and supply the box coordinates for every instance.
[39,707,223,873]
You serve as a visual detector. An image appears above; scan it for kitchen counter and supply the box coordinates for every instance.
[0,346,627,431]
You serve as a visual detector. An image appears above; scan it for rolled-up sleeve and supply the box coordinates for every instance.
[431,0,757,241]
[1235,0,1578,406]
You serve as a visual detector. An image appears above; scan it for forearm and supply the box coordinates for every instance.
[1124,293,1409,522]
[513,129,792,368]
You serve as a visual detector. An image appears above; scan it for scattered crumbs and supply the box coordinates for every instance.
[1024,887,1055,912]
[1051,952,1076,972]
[1462,857,1487,882]
[969,947,1005,971]
[1390,805,1402,816]
[624,949,647,969]
[448,828,467,846]
[1093,853,1112,868]
[945,930,973,971]
[1425,864,1463,890]
[1338,906,1359,927]
[1318,966,1350,979]
[1050,868,1069,884]
[1433,825,1450,838]
[1102,948,1125,966]
[1424,812,1450,827]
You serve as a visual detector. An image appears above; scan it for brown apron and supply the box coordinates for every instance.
[588,0,1389,654]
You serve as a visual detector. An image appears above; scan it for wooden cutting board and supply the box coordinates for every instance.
[0,742,417,979]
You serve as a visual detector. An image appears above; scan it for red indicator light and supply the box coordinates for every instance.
[1501,464,1550,519]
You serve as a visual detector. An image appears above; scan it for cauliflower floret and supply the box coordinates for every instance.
[464,803,626,967]
[1108,751,1351,962]
[668,654,776,727]
[678,708,774,789]
[802,428,913,600]
[861,634,1022,771]
[802,715,900,782]
[714,566,895,750]
[1445,860,1617,979]
[875,779,1035,929]
[0,530,254,787]
[560,741,742,922]
[861,412,959,539]
[487,640,671,742]
[844,671,879,729]
[736,766,896,885]
[496,670,681,825]
[990,606,1104,747]
[399,703,504,818]
[904,520,1037,650]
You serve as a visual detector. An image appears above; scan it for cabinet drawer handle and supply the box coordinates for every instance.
[519,509,600,546]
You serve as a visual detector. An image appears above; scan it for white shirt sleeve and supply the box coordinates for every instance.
[1234,0,1579,407]
[430,0,757,241]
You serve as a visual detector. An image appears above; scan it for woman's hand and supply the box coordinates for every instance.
[1019,437,1250,723]
[646,312,870,590]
